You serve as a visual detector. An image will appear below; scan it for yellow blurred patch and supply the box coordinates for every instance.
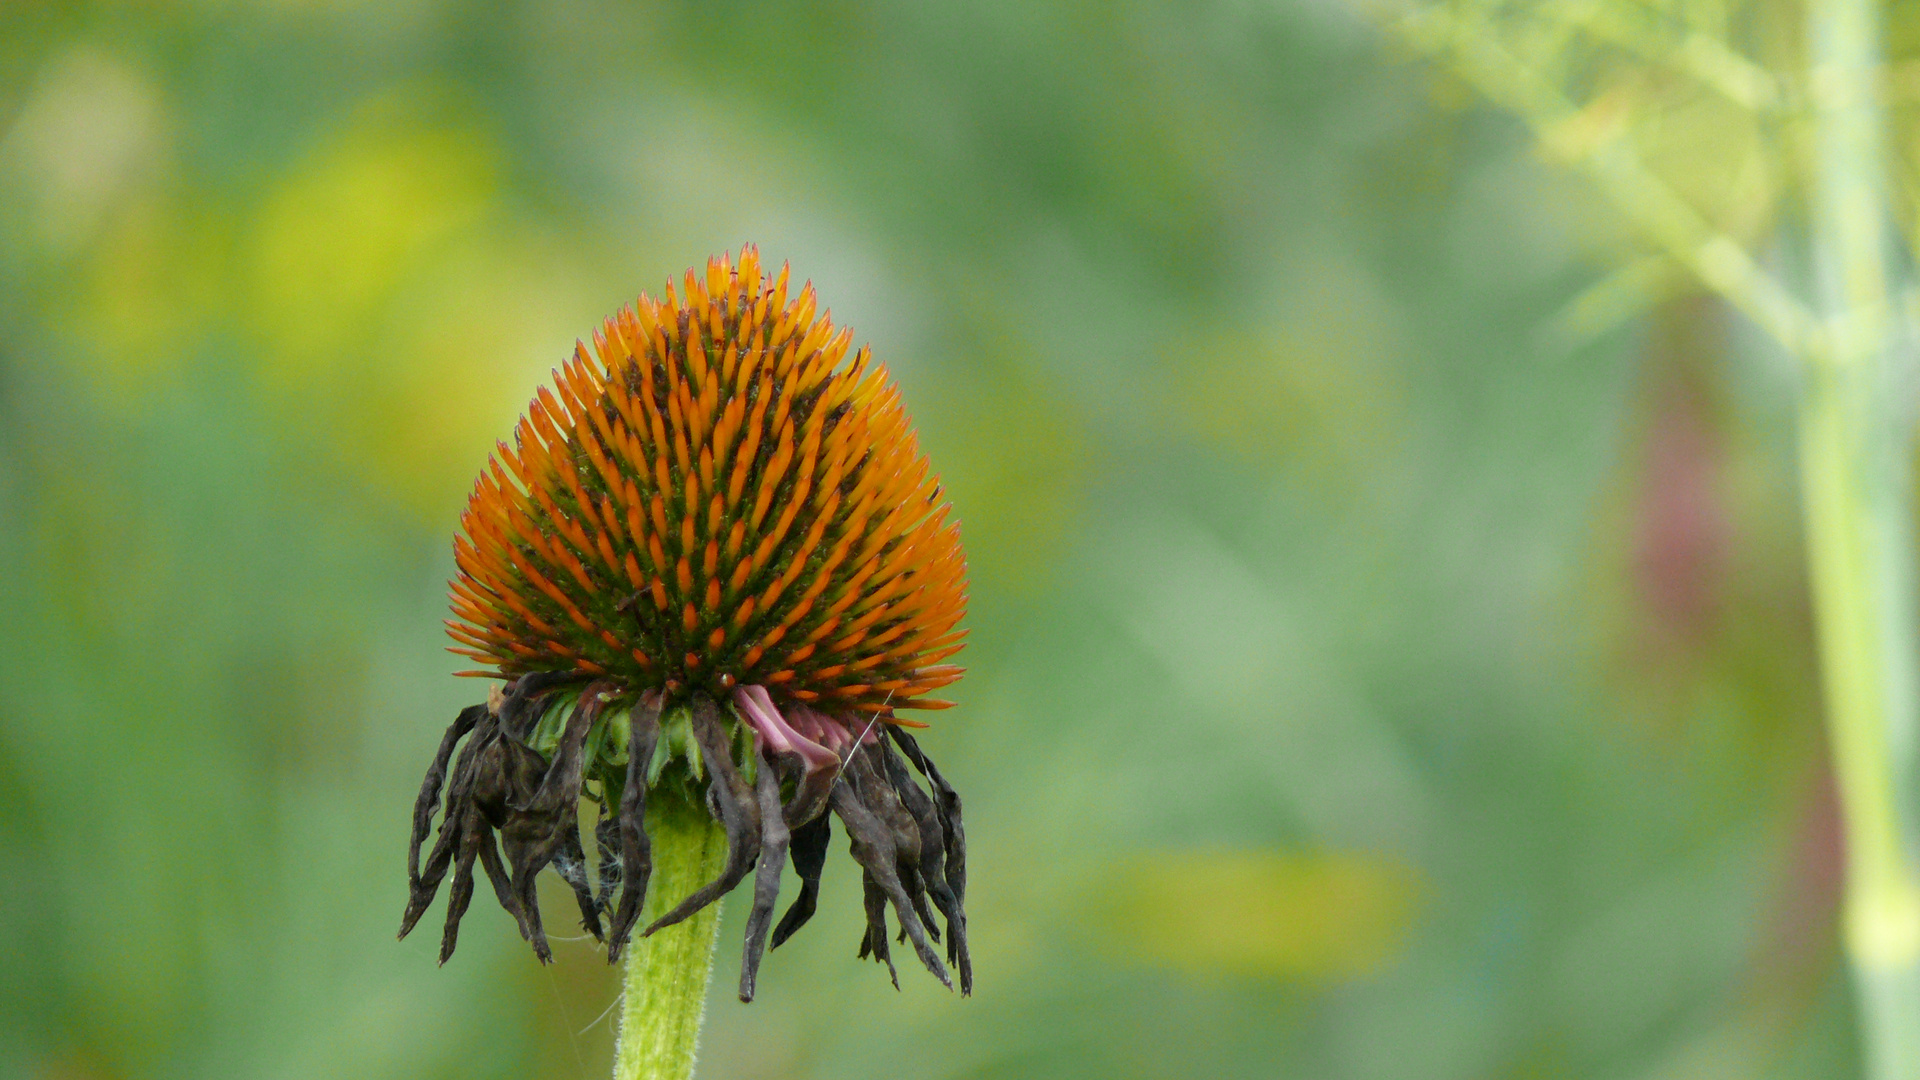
[1091,848,1423,982]
[1167,265,1405,483]
[922,344,1089,593]
[75,197,223,410]
[1634,89,1774,242]
[364,242,599,520]
[1173,334,1397,475]
[238,90,596,525]
[246,94,496,372]
[2,47,165,254]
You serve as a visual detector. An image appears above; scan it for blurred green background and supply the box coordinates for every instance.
[0,1,1860,1077]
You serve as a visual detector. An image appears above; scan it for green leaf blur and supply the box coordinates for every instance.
[0,1,1855,1078]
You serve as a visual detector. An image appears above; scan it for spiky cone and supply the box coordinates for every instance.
[399,246,973,1005]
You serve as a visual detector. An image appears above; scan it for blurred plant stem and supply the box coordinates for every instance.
[1388,0,1920,1070]
[1804,0,1920,1074]
[613,798,728,1080]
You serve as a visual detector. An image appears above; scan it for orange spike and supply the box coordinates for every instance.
[448,248,964,704]
[770,263,790,320]
[593,531,620,575]
[633,297,659,345]
[729,378,768,484]
[624,481,647,543]
[696,371,719,446]
[731,595,758,630]
[790,284,817,338]
[599,495,626,547]
[649,495,669,543]
[666,382,692,476]
[749,421,794,529]
[686,316,710,387]
[652,453,672,504]
[446,623,498,650]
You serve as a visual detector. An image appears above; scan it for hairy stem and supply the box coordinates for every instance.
[1805,0,1920,1074]
[613,796,729,1080]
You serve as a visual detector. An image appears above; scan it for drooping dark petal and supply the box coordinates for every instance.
[497,670,583,742]
[406,676,972,994]
[402,805,464,941]
[410,672,558,942]
[901,868,939,946]
[845,745,936,949]
[849,746,923,870]
[555,817,604,941]
[476,730,551,952]
[889,728,968,910]
[879,735,971,992]
[521,681,613,815]
[770,814,830,949]
[829,779,951,989]
[502,682,611,963]
[645,697,762,936]
[607,698,661,963]
[594,813,621,915]
[408,704,484,890]
[738,749,791,1002]
[439,806,489,965]
[858,870,899,989]
[400,707,502,940]
[475,827,524,936]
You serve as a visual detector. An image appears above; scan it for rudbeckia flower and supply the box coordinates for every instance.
[398,246,971,998]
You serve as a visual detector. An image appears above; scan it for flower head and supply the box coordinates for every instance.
[399,247,972,997]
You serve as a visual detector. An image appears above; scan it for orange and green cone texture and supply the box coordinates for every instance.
[403,247,973,1002]
[445,245,967,719]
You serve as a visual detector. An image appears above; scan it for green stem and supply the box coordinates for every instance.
[612,796,729,1080]
[1801,361,1920,1079]
[1804,0,1920,1075]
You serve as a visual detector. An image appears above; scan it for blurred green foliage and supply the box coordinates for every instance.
[0,1,1860,1078]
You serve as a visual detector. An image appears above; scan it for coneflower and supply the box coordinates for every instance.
[398,247,972,1042]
